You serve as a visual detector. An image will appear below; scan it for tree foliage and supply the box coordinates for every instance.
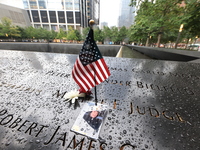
[0,17,20,38]
[67,26,78,40]
[103,26,112,41]
[56,28,67,39]
[110,26,119,44]
[183,0,200,37]
[82,27,90,40]
[94,27,104,43]
[74,29,82,41]
[118,26,128,42]
[130,0,200,47]
[130,0,185,47]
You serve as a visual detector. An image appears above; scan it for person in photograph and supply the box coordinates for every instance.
[83,109,106,131]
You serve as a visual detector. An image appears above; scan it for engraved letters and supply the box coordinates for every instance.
[136,81,194,95]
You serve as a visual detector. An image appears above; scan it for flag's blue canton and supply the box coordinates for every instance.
[79,29,102,66]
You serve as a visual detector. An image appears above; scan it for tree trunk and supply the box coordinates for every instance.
[157,33,162,48]
[185,38,189,49]
[145,37,150,47]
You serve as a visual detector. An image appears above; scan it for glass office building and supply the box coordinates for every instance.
[118,0,135,28]
[22,0,99,31]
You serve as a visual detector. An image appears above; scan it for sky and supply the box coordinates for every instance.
[100,0,120,27]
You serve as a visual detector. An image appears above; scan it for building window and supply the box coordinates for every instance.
[47,0,63,10]
[65,0,73,10]
[75,12,80,24]
[67,11,74,23]
[38,0,46,9]
[23,0,29,9]
[76,25,80,31]
[34,24,41,28]
[32,10,40,22]
[58,11,65,23]
[49,11,57,23]
[40,11,48,23]
[51,25,58,31]
[59,25,66,31]
[29,0,38,9]
[74,0,79,10]
[61,0,64,9]
[43,25,50,30]
[27,10,31,21]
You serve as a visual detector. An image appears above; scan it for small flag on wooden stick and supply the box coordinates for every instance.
[72,20,110,93]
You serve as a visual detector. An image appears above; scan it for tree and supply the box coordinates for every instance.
[50,30,57,40]
[34,28,47,39]
[16,26,26,39]
[74,29,82,41]
[110,26,119,44]
[0,17,20,38]
[0,24,3,36]
[94,27,104,43]
[183,0,200,38]
[67,26,77,41]
[103,26,112,42]
[24,26,36,40]
[82,27,90,40]
[118,26,128,43]
[130,0,184,47]
[56,28,67,40]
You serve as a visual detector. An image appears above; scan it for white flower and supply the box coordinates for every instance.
[63,90,86,103]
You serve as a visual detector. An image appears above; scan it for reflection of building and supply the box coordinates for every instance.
[0,3,31,27]
[118,0,135,28]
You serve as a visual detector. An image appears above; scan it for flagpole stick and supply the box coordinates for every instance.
[89,19,98,106]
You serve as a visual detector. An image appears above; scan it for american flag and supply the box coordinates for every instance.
[72,28,111,92]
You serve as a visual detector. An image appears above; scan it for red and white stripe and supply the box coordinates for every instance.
[72,57,110,92]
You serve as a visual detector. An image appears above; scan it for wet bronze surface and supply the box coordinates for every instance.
[0,50,199,150]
